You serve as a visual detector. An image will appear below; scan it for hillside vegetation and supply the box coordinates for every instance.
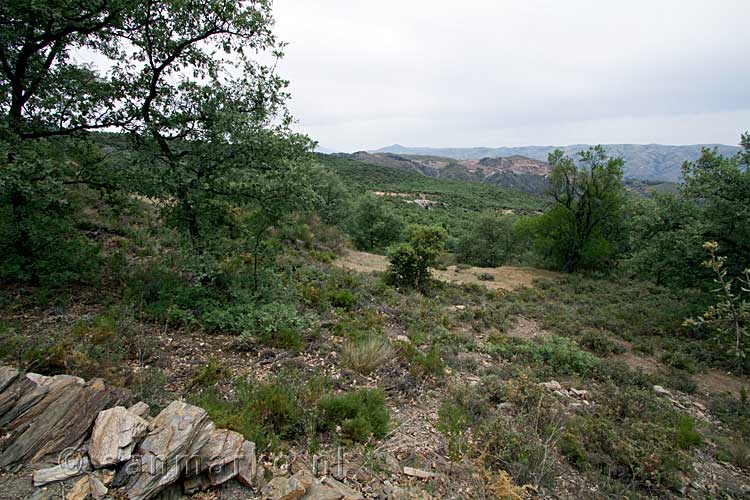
[1,1,749,499]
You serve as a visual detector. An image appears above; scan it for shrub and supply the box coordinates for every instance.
[477,272,495,281]
[341,337,393,375]
[396,342,445,378]
[325,289,355,310]
[710,394,750,438]
[493,336,599,376]
[437,400,470,461]
[318,388,389,443]
[386,225,447,290]
[195,379,305,450]
[578,329,625,357]
[187,358,230,391]
[205,303,309,350]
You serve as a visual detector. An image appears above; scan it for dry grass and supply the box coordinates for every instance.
[341,337,394,375]
[334,250,557,291]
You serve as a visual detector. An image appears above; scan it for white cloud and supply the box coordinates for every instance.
[272,0,750,151]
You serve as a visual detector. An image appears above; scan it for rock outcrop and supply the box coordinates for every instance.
[0,366,368,500]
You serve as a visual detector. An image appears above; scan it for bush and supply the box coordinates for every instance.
[578,328,625,357]
[477,272,495,281]
[205,303,309,350]
[325,289,355,310]
[318,388,389,443]
[386,225,447,289]
[493,336,599,376]
[195,379,306,450]
[437,400,470,461]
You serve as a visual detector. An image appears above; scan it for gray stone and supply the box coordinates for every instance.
[128,402,152,419]
[301,483,343,500]
[322,477,363,500]
[33,455,91,486]
[190,428,245,485]
[89,406,149,468]
[236,440,257,487]
[122,401,215,500]
[0,376,125,467]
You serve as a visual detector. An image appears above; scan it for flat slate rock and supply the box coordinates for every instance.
[191,428,247,486]
[33,455,92,486]
[89,406,149,468]
[122,401,215,500]
[0,374,126,467]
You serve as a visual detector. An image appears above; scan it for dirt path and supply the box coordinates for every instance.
[334,250,558,291]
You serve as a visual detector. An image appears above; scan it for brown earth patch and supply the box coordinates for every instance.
[334,250,557,291]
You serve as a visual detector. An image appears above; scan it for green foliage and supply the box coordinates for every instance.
[492,336,599,376]
[534,146,625,272]
[386,224,447,289]
[348,194,403,251]
[318,388,389,443]
[562,387,698,491]
[455,212,517,267]
[578,329,625,357]
[437,400,470,461]
[195,379,306,450]
[682,142,750,275]
[324,289,355,310]
[187,359,231,391]
[623,194,709,287]
[684,242,750,373]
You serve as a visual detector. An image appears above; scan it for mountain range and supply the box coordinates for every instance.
[371,143,743,182]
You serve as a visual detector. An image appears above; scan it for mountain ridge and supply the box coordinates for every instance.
[371,143,743,182]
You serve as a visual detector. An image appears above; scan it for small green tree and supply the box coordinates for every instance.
[349,194,402,251]
[455,212,516,267]
[387,224,447,289]
[685,242,750,372]
[682,135,750,275]
[535,146,625,272]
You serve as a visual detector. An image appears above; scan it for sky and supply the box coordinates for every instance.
[271,0,750,152]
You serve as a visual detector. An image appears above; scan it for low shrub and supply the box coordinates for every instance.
[493,336,599,376]
[325,289,355,310]
[195,379,306,450]
[578,328,625,357]
[318,388,389,443]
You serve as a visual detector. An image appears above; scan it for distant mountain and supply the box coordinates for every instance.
[372,143,743,182]
[337,152,552,194]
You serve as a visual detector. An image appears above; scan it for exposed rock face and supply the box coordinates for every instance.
[33,455,92,486]
[122,401,215,500]
[89,406,150,468]
[190,428,247,486]
[0,366,366,500]
[0,373,127,467]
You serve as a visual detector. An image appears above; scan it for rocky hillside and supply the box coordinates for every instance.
[373,143,744,182]
[340,152,552,194]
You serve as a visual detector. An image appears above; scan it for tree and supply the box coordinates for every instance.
[1,0,315,282]
[0,0,133,282]
[681,136,750,276]
[349,195,403,251]
[685,242,750,373]
[308,164,350,226]
[117,0,313,247]
[535,146,625,272]
[623,194,709,287]
[455,212,516,267]
[387,224,447,289]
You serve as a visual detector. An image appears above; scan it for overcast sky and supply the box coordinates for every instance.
[271,0,750,152]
